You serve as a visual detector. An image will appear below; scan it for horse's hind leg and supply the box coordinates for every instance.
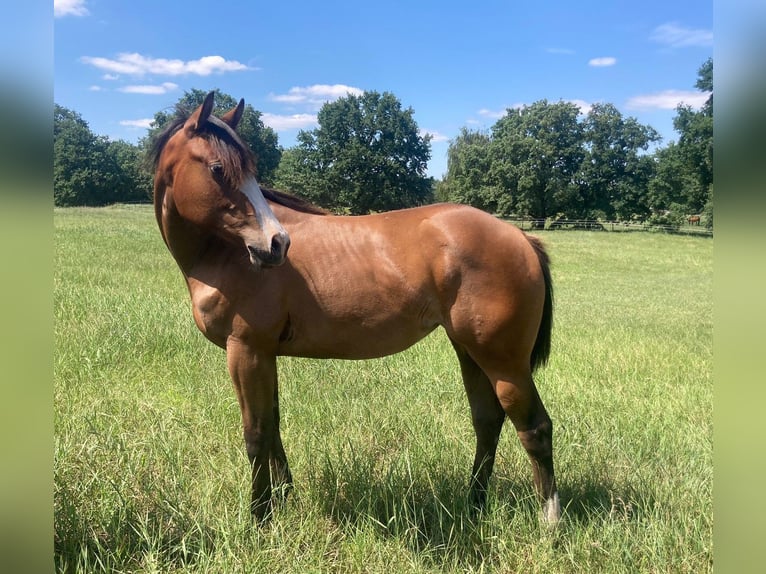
[491,368,560,524]
[451,340,506,509]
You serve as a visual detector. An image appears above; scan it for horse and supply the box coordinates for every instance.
[688,215,701,226]
[151,92,560,525]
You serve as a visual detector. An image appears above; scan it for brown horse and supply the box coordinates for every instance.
[151,92,560,525]
[688,215,701,226]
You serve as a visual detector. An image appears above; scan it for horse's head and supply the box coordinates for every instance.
[153,92,290,268]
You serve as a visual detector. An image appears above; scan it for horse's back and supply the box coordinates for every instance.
[414,203,543,287]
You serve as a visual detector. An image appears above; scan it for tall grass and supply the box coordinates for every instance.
[55,205,712,573]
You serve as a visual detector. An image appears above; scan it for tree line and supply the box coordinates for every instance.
[54,59,712,228]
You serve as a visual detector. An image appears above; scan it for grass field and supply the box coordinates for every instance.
[54,204,712,573]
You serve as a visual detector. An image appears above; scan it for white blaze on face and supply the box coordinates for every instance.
[239,176,290,259]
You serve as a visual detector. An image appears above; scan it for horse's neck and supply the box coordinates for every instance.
[268,201,316,226]
[156,190,213,275]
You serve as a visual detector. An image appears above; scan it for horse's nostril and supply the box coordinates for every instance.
[272,234,290,258]
[247,233,290,267]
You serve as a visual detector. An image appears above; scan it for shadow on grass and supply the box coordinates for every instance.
[54,459,650,572]
[309,455,497,569]
[556,470,664,528]
[307,447,654,569]
[306,447,636,569]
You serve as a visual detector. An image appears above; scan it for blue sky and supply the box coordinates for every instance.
[54,0,712,178]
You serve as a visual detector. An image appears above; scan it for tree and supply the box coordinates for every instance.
[651,58,713,219]
[54,104,124,206]
[277,91,433,214]
[108,139,153,203]
[273,137,333,206]
[55,104,153,206]
[489,100,584,219]
[55,104,97,205]
[673,59,713,213]
[648,142,688,211]
[440,128,502,213]
[145,88,281,184]
[580,103,660,220]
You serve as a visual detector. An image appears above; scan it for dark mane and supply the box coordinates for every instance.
[261,186,328,215]
[150,107,327,215]
[149,114,186,170]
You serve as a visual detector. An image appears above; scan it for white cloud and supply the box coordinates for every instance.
[88,85,102,92]
[103,74,119,81]
[625,89,711,110]
[119,82,179,95]
[262,84,365,130]
[484,99,589,112]
[567,99,593,115]
[81,53,250,76]
[651,22,713,48]
[119,118,154,129]
[420,129,449,143]
[269,84,364,110]
[261,113,318,131]
[55,0,88,17]
[475,100,592,122]
[589,57,617,67]
[478,108,507,119]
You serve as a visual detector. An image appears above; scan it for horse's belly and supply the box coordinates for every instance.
[277,307,439,360]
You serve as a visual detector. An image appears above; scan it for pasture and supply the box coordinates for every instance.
[54,204,712,573]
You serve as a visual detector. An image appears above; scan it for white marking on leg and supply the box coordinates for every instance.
[542,491,561,525]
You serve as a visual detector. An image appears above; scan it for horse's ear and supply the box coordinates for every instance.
[185,91,216,133]
[221,99,245,130]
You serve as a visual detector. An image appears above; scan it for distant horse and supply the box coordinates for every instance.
[151,92,560,525]
[688,215,701,226]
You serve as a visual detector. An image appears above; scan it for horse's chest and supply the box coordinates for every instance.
[189,283,230,347]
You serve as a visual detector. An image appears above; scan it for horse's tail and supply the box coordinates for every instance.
[525,234,554,372]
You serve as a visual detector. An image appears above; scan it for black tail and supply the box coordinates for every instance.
[526,234,553,372]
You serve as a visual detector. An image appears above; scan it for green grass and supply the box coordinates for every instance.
[54,204,712,573]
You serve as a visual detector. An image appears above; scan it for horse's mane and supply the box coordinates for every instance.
[150,107,327,216]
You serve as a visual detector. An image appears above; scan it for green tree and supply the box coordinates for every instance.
[650,58,713,219]
[55,104,153,206]
[145,88,281,184]
[440,128,502,213]
[108,139,153,203]
[580,103,660,220]
[54,104,121,206]
[272,146,334,205]
[489,100,584,219]
[55,104,95,205]
[278,91,432,214]
[673,59,713,213]
[648,142,688,211]
[687,57,713,228]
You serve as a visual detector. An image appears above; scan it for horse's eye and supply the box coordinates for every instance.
[209,162,224,176]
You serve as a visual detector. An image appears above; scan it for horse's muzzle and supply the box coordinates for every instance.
[247,232,290,267]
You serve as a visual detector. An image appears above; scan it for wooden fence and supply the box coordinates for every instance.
[504,217,713,237]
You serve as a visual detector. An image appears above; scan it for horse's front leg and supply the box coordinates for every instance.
[226,336,276,522]
[270,383,293,501]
